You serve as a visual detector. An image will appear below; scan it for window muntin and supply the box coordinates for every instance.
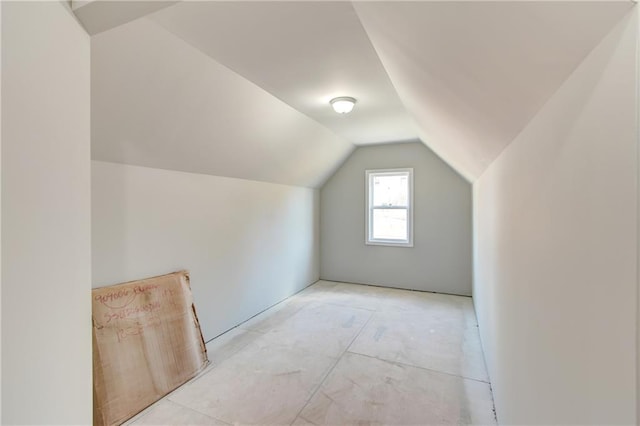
[366,168,413,247]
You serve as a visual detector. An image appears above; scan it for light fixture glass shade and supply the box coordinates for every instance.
[330,97,356,114]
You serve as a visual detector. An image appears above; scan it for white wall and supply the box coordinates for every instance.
[637,9,640,423]
[1,3,92,424]
[0,3,3,421]
[321,142,472,295]
[92,161,320,341]
[474,10,638,425]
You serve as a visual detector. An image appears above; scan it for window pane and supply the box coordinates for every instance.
[372,174,408,207]
[372,209,407,240]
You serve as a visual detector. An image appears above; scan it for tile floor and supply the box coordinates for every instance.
[126,280,496,425]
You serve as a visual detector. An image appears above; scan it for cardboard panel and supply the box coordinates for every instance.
[92,271,208,426]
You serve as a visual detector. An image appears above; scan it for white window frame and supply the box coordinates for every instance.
[365,168,414,247]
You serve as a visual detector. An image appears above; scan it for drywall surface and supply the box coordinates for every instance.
[353,2,632,182]
[637,9,640,424]
[92,161,319,341]
[1,3,92,424]
[0,4,3,422]
[473,11,638,425]
[320,142,472,295]
[91,17,353,189]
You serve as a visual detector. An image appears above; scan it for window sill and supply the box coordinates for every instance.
[366,240,413,248]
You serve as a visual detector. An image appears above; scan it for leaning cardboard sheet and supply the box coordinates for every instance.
[92,271,208,426]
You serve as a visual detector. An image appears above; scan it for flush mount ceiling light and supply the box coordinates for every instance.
[330,96,357,114]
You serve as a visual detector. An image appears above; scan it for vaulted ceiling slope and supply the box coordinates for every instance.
[353,1,632,181]
[89,1,632,186]
[91,17,354,188]
[72,0,177,35]
[149,2,418,146]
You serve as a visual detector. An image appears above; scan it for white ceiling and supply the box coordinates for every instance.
[72,0,177,35]
[87,1,632,186]
[354,1,632,180]
[150,2,418,146]
[91,18,354,188]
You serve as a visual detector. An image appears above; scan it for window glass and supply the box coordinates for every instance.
[366,168,413,247]
[372,175,408,207]
[372,209,407,240]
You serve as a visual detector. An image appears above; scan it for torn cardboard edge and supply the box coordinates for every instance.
[92,270,209,426]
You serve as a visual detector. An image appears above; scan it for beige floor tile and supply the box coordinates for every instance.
[205,327,263,366]
[300,353,496,426]
[260,302,373,357]
[299,281,387,311]
[348,309,489,382]
[378,287,477,321]
[168,338,336,425]
[296,280,340,298]
[290,415,316,425]
[131,400,228,425]
[135,281,495,426]
[238,297,307,334]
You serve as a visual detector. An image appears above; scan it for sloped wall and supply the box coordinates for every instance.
[92,161,320,341]
[320,142,472,295]
[91,17,353,189]
[1,3,92,424]
[473,10,638,424]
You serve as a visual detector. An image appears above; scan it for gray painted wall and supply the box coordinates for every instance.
[320,142,472,295]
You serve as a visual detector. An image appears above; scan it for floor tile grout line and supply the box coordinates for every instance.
[167,329,265,395]
[210,279,469,346]
[309,286,492,385]
[139,282,492,425]
[288,286,389,424]
[289,308,377,425]
[320,279,474,299]
[163,399,233,426]
[128,363,223,425]
[345,350,491,385]
[344,310,380,355]
[126,390,229,426]
[289,356,341,425]
[204,280,328,345]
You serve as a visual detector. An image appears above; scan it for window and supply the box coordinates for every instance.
[366,168,413,247]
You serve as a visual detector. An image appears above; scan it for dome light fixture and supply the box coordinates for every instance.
[330,96,356,114]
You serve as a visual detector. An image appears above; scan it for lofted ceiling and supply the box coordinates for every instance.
[72,0,178,35]
[87,1,633,187]
[91,18,354,188]
[150,2,418,146]
[353,1,633,180]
